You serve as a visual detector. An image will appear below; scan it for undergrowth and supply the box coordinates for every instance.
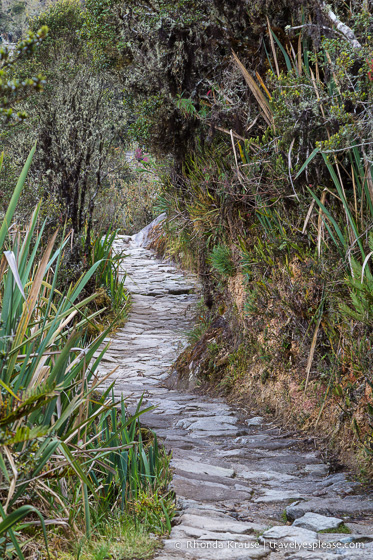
[54,516,159,560]
[0,148,172,559]
[150,7,373,472]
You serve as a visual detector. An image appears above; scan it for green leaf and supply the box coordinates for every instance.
[6,425,49,445]
[270,29,293,72]
[160,499,172,533]
[0,144,36,254]
[59,443,97,497]
[82,483,91,539]
[322,154,364,260]
[295,148,320,179]
[0,504,50,560]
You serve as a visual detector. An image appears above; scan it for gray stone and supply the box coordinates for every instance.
[131,213,166,247]
[180,508,229,519]
[162,538,269,559]
[172,459,235,478]
[179,513,258,535]
[259,525,318,546]
[180,417,238,431]
[172,475,252,501]
[304,464,329,477]
[238,469,295,483]
[254,490,304,503]
[286,498,373,521]
[284,554,343,560]
[171,525,258,542]
[284,542,373,560]
[190,429,241,438]
[176,498,226,514]
[293,512,343,532]
[246,416,264,427]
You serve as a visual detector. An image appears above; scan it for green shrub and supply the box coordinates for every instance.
[0,148,171,558]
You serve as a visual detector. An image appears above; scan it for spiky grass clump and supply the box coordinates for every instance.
[210,244,236,277]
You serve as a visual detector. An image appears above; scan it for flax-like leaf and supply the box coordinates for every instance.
[0,504,50,560]
[4,251,26,300]
[0,144,36,255]
[232,50,273,126]
[6,231,58,385]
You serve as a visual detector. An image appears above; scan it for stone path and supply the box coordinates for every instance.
[98,233,373,560]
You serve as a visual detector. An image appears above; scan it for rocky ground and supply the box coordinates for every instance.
[97,232,373,560]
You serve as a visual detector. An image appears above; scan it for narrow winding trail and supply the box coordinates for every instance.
[98,234,373,560]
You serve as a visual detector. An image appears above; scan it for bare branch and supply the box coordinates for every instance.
[322,3,361,49]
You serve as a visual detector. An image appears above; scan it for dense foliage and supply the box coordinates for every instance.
[0,152,174,558]
[83,0,373,469]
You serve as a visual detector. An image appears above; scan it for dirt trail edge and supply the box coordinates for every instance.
[97,233,373,560]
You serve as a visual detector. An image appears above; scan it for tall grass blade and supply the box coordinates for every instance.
[322,154,364,259]
[4,251,26,300]
[295,148,320,179]
[307,187,346,252]
[82,483,91,538]
[266,17,280,77]
[0,144,36,254]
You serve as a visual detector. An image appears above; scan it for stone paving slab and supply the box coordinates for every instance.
[97,232,373,559]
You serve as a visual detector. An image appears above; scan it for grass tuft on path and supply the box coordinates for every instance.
[58,516,161,560]
[319,524,351,534]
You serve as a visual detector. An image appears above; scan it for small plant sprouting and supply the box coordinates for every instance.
[319,524,351,534]
[281,510,288,523]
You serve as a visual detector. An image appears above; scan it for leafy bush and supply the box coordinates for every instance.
[0,25,48,124]
[1,0,128,270]
[340,251,373,326]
